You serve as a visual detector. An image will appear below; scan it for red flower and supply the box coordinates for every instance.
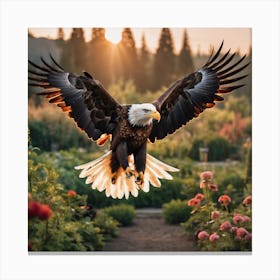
[208,183,218,192]
[200,171,213,181]
[37,204,52,220]
[218,195,231,206]
[220,221,232,231]
[187,198,201,207]
[28,201,41,218]
[243,195,252,205]
[233,214,245,224]
[236,227,249,238]
[211,210,220,220]
[243,215,251,223]
[194,193,205,200]
[209,232,220,242]
[197,231,209,240]
[67,190,77,196]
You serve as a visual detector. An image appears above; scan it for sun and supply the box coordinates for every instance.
[105,29,122,44]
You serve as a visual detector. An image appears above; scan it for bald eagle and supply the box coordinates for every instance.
[28,42,249,199]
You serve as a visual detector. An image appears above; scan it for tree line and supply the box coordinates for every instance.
[56,28,194,92]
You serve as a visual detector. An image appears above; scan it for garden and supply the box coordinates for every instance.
[28,28,252,252]
[28,87,252,251]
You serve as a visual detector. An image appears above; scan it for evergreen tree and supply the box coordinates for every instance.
[60,28,87,73]
[56,28,65,48]
[115,28,138,81]
[177,29,194,76]
[57,28,65,41]
[136,33,150,92]
[153,28,175,89]
[87,28,113,86]
[90,28,105,42]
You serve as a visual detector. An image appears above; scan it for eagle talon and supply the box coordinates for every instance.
[125,167,133,178]
[111,173,117,184]
[135,172,144,185]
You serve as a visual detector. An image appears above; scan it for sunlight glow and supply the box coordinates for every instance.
[105,29,122,44]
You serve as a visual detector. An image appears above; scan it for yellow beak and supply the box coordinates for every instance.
[150,110,161,122]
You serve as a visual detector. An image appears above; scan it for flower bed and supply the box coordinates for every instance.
[181,171,252,251]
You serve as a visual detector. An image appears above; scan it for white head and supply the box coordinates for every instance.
[128,103,161,127]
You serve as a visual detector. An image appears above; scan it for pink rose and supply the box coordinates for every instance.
[236,227,249,238]
[211,210,220,220]
[208,183,218,192]
[209,232,220,242]
[220,221,232,231]
[218,195,231,206]
[197,231,209,240]
[200,171,213,181]
[243,195,252,205]
[187,198,201,207]
[194,193,205,200]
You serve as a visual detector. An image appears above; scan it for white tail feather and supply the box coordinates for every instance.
[75,151,179,199]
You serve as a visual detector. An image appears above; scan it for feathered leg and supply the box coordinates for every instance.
[110,141,133,183]
[134,143,147,185]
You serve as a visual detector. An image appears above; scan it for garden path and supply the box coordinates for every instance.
[103,208,198,252]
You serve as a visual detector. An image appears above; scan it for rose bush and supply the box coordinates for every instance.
[181,171,252,251]
[28,148,119,251]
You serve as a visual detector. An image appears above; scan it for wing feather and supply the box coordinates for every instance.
[150,42,250,142]
[28,55,121,141]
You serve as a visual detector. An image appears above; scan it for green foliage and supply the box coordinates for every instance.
[28,102,95,152]
[188,136,235,161]
[162,199,192,224]
[207,137,233,161]
[28,149,114,251]
[93,212,119,240]
[103,204,136,226]
[181,171,252,251]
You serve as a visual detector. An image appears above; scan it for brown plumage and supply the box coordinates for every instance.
[28,41,250,199]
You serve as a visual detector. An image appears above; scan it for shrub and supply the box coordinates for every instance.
[162,199,192,224]
[28,149,105,251]
[181,171,252,251]
[28,102,96,152]
[103,204,136,226]
[188,136,235,161]
[93,212,119,240]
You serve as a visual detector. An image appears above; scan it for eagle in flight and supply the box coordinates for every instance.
[29,41,249,199]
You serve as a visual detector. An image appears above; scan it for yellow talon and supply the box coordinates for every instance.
[135,171,144,185]
[111,173,117,184]
[125,167,133,178]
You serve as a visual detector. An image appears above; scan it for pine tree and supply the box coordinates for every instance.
[56,28,65,49]
[153,28,175,89]
[60,28,87,73]
[177,29,194,76]
[57,28,65,41]
[136,33,150,92]
[115,28,138,81]
[90,28,105,42]
[87,28,113,86]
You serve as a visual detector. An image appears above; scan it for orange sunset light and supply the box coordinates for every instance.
[29,27,251,55]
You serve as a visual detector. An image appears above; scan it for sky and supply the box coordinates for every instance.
[29,28,251,55]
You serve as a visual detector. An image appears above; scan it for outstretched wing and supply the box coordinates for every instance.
[149,41,250,142]
[28,56,121,142]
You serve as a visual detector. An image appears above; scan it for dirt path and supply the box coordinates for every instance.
[103,209,198,252]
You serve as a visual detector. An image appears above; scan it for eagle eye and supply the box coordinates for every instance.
[143,109,150,113]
